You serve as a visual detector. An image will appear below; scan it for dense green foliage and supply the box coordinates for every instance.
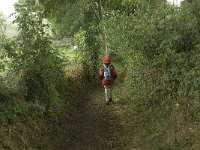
[39,0,103,82]
[0,0,88,148]
[0,0,200,149]
[106,0,200,149]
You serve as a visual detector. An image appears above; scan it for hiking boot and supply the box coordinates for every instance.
[109,98,113,103]
[106,101,110,105]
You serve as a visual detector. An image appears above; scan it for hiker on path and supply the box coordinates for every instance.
[100,55,117,105]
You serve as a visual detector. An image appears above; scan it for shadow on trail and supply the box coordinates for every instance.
[61,88,129,150]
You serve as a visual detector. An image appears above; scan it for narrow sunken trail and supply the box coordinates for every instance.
[61,88,130,150]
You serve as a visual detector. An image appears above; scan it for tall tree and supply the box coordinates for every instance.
[0,13,7,56]
[0,13,6,36]
[148,0,167,13]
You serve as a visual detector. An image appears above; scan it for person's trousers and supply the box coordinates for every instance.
[104,85,112,103]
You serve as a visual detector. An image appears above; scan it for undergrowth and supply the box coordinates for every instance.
[109,1,200,149]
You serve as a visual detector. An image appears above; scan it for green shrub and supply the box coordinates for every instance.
[105,1,200,148]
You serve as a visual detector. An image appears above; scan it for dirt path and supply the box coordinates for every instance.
[60,87,130,150]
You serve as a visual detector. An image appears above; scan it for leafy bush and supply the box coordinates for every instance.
[106,0,200,149]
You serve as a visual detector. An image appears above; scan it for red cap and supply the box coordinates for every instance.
[103,55,111,64]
